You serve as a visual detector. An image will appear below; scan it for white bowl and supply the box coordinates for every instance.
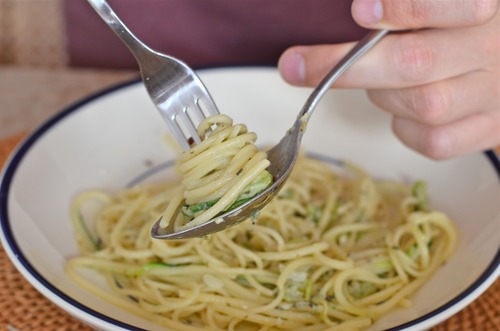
[1,67,499,331]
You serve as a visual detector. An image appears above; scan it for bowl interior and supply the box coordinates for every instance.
[2,67,499,331]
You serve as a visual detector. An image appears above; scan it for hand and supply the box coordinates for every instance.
[278,0,500,160]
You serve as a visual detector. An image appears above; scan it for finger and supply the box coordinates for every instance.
[278,26,494,88]
[367,70,500,126]
[351,0,499,29]
[278,43,352,86]
[391,111,500,160]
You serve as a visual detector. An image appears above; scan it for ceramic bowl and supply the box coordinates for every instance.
[1,67,499,331]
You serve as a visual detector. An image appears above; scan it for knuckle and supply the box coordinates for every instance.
[406,84,450,125]
[392,34,434,83]
[482,34,500,57]
[407,0,431,25]
[385,0,430,27]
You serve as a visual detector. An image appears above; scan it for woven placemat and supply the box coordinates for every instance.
[0,134,499,331]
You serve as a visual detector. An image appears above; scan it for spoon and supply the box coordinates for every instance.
[151,29,388,240]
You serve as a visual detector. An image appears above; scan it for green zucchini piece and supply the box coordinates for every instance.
[182,170,273,218]
[411,180,428,211]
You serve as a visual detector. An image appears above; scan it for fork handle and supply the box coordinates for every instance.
[86,0,153,59]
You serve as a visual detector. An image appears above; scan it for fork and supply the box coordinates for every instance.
[152,29,389,239]
[87,0,219,151]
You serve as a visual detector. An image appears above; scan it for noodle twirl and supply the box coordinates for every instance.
[161,114,273,232]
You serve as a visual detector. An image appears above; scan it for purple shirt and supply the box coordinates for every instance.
[64,0,366,69]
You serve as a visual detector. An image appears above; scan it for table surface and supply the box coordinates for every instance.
[0,67,499,331]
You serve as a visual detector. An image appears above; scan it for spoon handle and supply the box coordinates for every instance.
[300,29,389,119]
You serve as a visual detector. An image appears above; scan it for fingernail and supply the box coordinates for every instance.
[278,51,305,84]
[352,0,383,26]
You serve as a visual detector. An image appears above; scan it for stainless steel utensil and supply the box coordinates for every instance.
[87,0,219,151]
[152,29,388,239]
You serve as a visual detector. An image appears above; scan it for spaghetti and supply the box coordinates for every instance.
[68,153,457,330]
[160,114,273,232]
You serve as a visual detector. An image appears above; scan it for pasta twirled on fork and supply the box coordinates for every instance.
[160,114,273,231]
